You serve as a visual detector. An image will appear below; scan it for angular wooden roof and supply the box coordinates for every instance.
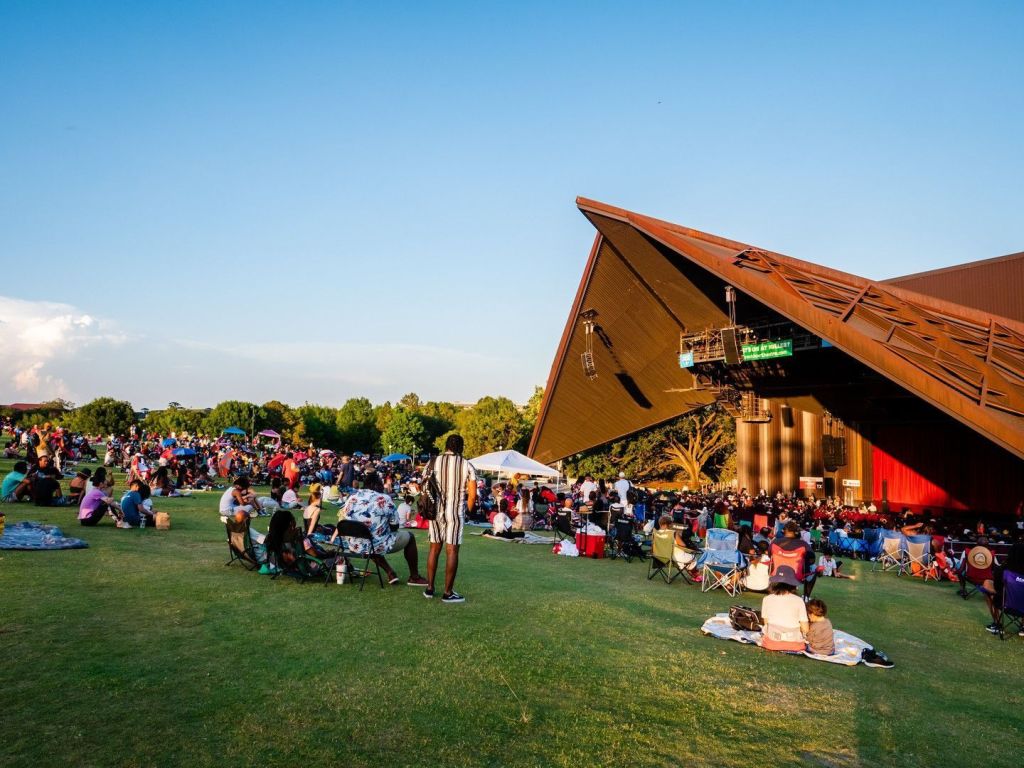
[529,198,1024,464]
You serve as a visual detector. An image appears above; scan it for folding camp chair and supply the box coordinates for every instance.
[998,570,1024,640]
[872,530,906,574]
[552,509,574,543]
[334,519,385,591]
[862,528,882,560]
[699,528,743,596]
[609,518,639,562]
[905,534,934,580]
[957,547,996,600]
[647,529,686,583]
[225,517,263,570]
[270,528,334,585]
[769,543,806,582]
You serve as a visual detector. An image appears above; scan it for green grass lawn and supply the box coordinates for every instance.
[1,458,1022,768]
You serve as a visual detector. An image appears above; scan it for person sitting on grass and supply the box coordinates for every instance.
[759,566,808,652]
[330,470,428,587]
[219,476,262,521]
[78,474,122,526]
[119,479,156,528]
[303,483,323,535]
[150,466,180,497]
[68,468,92,506]
[484,504,524,539]
[817,551,856,580]
[741,540,771,593]
[1,461,32,503]
[805,599,835,655]
[30,457,70,507]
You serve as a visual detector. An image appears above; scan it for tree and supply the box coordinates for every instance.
[398,392,423,412]
[658,407,733,488]
[70,397,136,436]
[456,396,529,456]
[419,400,459,449]
[261,400,299,441]
[380,408,427,455]
[335,397,379,453]
[143,407,206,436]
[373,402,394,449]
[202,401,263,437]
[294,404,342,449]
[523,385,544,428]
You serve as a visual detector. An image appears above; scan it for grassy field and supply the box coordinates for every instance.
[1,457,1022,768]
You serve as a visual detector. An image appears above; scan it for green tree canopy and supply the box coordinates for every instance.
[456,396,529,457]
[380,407,427,455]
[294,404,342,449]
[143,407,207,436]
[335,397,379,454]
[202,401,263,437]
[70,397,136,436]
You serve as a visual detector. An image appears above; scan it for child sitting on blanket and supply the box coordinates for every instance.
[805,599,835,655]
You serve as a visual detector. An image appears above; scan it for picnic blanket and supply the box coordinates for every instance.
[478,531,550,544]
[0,521,89,551]
[700,613,871,666]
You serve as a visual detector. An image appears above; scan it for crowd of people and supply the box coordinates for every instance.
[4,419,1022,639]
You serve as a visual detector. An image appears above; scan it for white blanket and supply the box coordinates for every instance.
[700,613,871,666]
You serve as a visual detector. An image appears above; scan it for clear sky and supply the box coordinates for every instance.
[2,1,1022,409]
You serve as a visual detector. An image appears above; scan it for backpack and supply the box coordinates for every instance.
[418,458,441,521]
[728,605,763,632]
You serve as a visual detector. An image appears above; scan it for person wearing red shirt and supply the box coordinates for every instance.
[282,452,300,490]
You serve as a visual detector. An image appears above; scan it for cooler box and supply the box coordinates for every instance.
[575,532,605,559]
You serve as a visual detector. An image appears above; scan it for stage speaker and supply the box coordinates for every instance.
[722,327,741,365]
[822,435,847,472]
[780,404,795,428]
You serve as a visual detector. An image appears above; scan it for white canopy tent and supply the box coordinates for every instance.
[467,449,560,478]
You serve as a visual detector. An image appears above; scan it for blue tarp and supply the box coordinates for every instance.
[382,453,412,462]
[0,521,89,550]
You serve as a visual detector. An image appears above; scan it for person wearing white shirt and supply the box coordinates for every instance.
[614,472,630,504]
[578,475,598,502]
[397,495,414,526]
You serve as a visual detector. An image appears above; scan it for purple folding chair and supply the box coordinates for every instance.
[999,570,1024,640]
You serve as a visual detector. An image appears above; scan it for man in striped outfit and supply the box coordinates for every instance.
[424,433,477,603]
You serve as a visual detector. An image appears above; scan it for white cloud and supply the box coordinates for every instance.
[0,296,124,402]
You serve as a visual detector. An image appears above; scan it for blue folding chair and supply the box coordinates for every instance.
[873,530,907,574]
[998,570,1024,640]
[698,528,745,596]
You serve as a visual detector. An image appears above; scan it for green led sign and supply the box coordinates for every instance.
[741,338,793,361]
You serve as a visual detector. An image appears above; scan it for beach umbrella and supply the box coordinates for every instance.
[257,429,281,438]
[222,427,246,436]
[161,438,177,447]
[353,451,366,457]
[172,447,196,457]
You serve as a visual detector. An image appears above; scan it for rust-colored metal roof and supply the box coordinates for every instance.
[883,251,1024,324]
[529,198,1024,464]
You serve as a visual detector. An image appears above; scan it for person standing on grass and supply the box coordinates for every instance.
[424,433,476,603]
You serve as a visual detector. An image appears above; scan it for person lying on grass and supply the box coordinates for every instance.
[329,470,428,587]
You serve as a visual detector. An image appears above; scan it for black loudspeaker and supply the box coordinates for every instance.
[780,405,795,428]
[722,327,741,365]
[822,435,847,472]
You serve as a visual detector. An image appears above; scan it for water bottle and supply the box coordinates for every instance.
[336,559,348,584]
[140,514,146,529]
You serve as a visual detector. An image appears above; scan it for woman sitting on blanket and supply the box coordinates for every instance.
[512,487,534,531]
[484,502,524,539]
[759,565,808,652]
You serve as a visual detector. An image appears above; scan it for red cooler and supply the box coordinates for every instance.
[575,532,605,559]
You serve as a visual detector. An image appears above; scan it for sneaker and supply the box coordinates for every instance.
[985,622,1003,634]
[117,520,133,529]
[407,576,428,587]
[862,649,894,668]
[422,588,435,599]
[388,576,401,586]
[441,591,466,604]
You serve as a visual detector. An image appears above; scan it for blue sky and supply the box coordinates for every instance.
[1,1,1022,409]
